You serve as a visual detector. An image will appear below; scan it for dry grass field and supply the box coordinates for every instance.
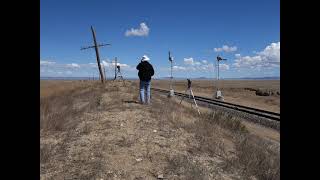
[40,80,279,180]
[152,79,280,113]
[40,80,95,98]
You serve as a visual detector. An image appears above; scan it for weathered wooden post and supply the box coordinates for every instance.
[91,26,105,83]
[80,26,111,83]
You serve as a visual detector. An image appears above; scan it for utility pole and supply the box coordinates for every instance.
[114,57,117,80]
[81,26,111,83]
[217,58,219,89]
[101,62,107,81]
[91,26,104,83]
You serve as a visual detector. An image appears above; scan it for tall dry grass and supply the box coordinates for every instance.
[40,81,105,132]
[149,92,279,179]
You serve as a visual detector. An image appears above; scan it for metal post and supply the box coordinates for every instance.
[179,79,200,115]
[168,51,175,97]
[170,61,173,89]
[217,59,219,90]
[102,63,106,81]
[114,57,117,80]
[169,51,173,89]
[190,89,200,115]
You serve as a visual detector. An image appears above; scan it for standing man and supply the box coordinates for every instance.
[136,55,154,104]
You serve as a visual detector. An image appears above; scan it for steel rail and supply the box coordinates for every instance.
[151,88,280,121]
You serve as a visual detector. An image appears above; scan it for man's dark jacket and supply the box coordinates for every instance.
[136,61,154,81]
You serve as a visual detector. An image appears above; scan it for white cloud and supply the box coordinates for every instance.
[173,66,187,71]
[41,59,137,77]
[101,60,129,68]
[201,63,215,71]
[257,42,280,63]
[183,57,194,65]
[89,62,97,68]
[101,61,109,67]
[115,63,129,67]
[66,63,80,68]
[164,57,210,73]
[183,57,202,66]
[125,22,150,37]
[214,45,237,53]
[232,42,280,70]
[170,57,217,72]
[233,62,241,68]
[41,61,85,76]
[40,60,56,65]
[219,64,230,70]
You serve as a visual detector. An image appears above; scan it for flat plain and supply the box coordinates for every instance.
[40,80,279,180]
[152,79,280,113]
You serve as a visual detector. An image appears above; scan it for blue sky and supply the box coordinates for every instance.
[40,0,280,78]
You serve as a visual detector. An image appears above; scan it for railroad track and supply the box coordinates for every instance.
[152,88,280,122]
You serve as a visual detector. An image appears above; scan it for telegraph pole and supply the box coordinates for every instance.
[81,26,111,83]
[101,62,107,81]
[114,57,117,80]
[91,26,105,82]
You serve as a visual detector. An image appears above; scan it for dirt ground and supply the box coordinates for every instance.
[152,80,280,113]
[40,80,279,180]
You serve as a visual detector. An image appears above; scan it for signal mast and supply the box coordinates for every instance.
[168,51,175,97]
[215,55,227,101]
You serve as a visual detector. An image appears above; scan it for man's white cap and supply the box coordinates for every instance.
[141,55,150,61]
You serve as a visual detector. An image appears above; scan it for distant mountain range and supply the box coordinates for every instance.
[157,76,280,80]
[229,76,280,80]
[41,76,280,80]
